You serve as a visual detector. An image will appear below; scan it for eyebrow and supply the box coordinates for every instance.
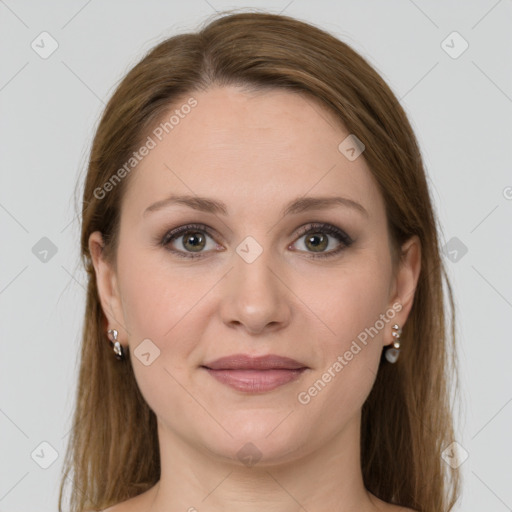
[143,194,369,218]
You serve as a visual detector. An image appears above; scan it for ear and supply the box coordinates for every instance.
[88,231,128,347]
[385,235,421,345]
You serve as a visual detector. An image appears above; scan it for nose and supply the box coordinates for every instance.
[219,244,292,335]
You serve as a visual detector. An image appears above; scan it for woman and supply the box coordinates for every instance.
[59,11,461,512]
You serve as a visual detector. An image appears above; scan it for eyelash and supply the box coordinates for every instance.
[159,222,354,260]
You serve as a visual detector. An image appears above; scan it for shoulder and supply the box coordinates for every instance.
[96,486,156,512]
[97,504,130,512]
[98,504,418,512]
[98,500,136,512]
[371,496,418,512]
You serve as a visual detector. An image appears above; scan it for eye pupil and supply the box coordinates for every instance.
[163,223,349,259]
[306,233,328,252]
[183,231,205,252]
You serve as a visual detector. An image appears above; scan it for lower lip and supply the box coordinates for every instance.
[203,368,307,392]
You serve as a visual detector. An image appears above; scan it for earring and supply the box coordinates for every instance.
[107,328,125,360]
[385,324,401,363]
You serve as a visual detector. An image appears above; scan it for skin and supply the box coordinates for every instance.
[90,85,421,512]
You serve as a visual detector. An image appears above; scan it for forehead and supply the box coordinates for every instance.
[122,85,384,221]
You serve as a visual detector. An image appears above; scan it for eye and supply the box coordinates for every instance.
[160,223,221,259]
[290,222,353,258]
[159,222,353,259]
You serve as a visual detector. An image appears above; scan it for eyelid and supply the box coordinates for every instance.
[159,221,353,259]
[293,222,353,246]
[160,223,218,246]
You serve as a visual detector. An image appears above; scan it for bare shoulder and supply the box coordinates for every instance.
[96,502,418,512]
[99,486,156,512]
[370,495,419,512]
[100,497,139,512]
[100,502,132,512]
[100,499,133,512]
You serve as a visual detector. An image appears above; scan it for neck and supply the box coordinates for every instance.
[145,412,380,512]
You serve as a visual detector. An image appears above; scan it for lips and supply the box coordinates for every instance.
[201,354,308,393]
[202,353,307,371]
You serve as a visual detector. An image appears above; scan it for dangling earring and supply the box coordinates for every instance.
[385,324,401,363]
[107,328,125,360]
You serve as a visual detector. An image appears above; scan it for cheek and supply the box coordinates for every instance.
[117,249,204,420]
[116,247,216,396]
[298,255,393,412]
[296,259,391,406]
[117,247,203,340]
[314,261,391,352]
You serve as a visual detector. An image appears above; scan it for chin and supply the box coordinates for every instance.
[201,418,308,467]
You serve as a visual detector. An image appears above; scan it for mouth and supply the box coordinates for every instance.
[200,353,309,393]
[201,367,308,393]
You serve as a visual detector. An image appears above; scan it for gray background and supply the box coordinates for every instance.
[1,1,511,511]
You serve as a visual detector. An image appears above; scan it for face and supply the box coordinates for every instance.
[90,85,420,465]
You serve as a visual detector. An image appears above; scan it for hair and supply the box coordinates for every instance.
[59,10,461,512]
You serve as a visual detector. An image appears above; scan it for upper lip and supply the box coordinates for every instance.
[202,354,308,370]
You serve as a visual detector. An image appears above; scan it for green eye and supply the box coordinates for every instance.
[160,222,353,259]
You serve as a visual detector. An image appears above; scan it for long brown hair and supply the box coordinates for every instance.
[59,10,461,512]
